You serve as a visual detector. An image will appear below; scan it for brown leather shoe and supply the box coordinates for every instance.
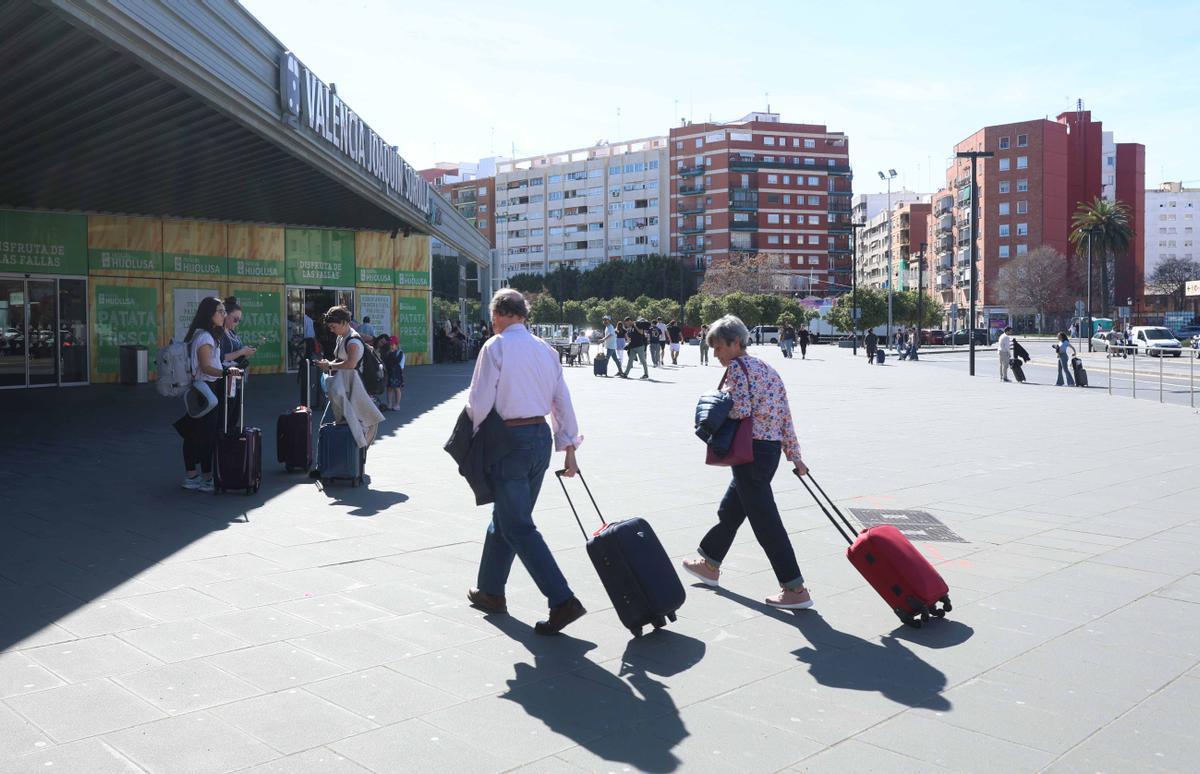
[534,597,586,635]
[467,588,507,615]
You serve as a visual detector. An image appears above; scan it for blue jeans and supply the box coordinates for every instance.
[1056,352,1075,386]
[477,424,573,607]
[699,440,804,589]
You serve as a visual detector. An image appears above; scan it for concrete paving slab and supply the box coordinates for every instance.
[209,688,376,754]
[1,738,144,774]
[204,641,346,692]
[4,678,166,743]
[103,710,276,773]
[112,659,260,715]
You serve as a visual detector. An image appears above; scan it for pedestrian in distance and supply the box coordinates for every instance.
[648,317,663,366]
[466,289,587,635]
[380,335,405,411]
[1054,331,1076,387]
[681,315,815,609]
[359,316,377,346]
[613,321,626,370]
[668,319,682,365]
[620,317,650,379]
[698,323,710,365]
[178,297,241,493]
[865,330,878,365]
[599,315,617,375]
[780,323,795,358]
[798,325,810,360]
[998,326,1014,382]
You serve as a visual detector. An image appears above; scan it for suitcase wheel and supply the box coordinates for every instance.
[940,595,953,613]
[931,608,946,619]
[631,627,643,638]
[667,612,677,623]
[651,616,666,629]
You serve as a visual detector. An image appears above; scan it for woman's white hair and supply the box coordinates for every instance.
[706,314,750,347]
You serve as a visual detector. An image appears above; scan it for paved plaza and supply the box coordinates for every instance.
[2,342,1199,773]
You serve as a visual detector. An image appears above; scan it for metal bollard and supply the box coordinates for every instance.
[1108,348,1112,395]
[1159,349,1164,403]
[1132,348,1137,399]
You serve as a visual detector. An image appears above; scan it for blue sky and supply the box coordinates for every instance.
[243,0,1200,195]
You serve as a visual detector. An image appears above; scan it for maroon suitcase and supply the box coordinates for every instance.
[277,359,313,472]
[215,376,262,496]
[797,472,951,627]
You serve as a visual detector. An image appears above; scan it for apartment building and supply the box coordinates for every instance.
[931,109,1144,330]
[668,112,853,295]
[488,137,670,282]
[1144,181,1199,282]
[420,160,503,248]
[853,190,930,291]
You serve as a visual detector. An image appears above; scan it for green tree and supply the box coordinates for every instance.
[432,297,458,324]
[684,294,705,326]
[561,299,589,327]
[699,295,727,326]
[893,290,945,328]
[506,273,545,293]
[754,294,784,326]
[777,311,798,328]
[826,287,887,332]
[1070,197,1134,315]
[464,299,482,325]
[645,298,681,323]
[605,297,637,326]
[722,292,762,327]
[527,293,560,324]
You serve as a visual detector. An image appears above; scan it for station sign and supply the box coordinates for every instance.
[1187,279,1200,297]
[279,52,431,217]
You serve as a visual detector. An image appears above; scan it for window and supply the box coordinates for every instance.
[999,224,1010,237]
[479,204,489,213]
[549,174,562,183]
[767,174,778,184]
[999,136,1010,150]
[695,138,704,148]
[804,138,816,148]
[805,158,815,166]
[1016,179,1028,192]
[766,194,780,203]
[782,175,791,185]
[1016,201,1028,214]
[610,165,621,175]
[549,191,563,201]
[807,176,820,186]
[589,168,603,178]
[1016,156,1028,169]
[767,213,781,224]
[479,219,487,229]
[808,235,820,245]
[767,235,780,245]
[1016,223,1028,236]
[808,255,820,264]
[764,136,775,146]
[999,181,1010,194]
[999,158,1011,171]
[1016,134,1028,147]
[808,195,820,205]
[998,245,1010,258]
[998,202,1010,216]
[783,195,791,204]
[609,187,620,198]
[478,186,489,195]
[675,141,683,150]
[530,227,543,237]
[792,138,800,147]
[648,160,659,169]
[530,177,543,186]
[783,215,791,224]
[549,227,563,236]
[1016,244,1028,254]
[808,215,820,225]
[783,235,790,244]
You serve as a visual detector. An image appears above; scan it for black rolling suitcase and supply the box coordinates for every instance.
[556,470,685,637]
[214,375,262,495]
[1071,356,1088,387]
[592,352,608,376]
[1010,358,1026,383]
[277,358,313,472]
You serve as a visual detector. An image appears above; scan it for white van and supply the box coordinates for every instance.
[749,325,780,344]
[1130,326,1183,357]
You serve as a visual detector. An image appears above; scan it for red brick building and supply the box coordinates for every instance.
[421,170,495,248]
[668,113,853,295]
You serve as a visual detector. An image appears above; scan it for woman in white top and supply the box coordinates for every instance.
[181,297,241,492]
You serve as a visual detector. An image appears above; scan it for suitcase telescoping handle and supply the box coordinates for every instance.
[555,469,607,541]
[223,372,246,435]
[793,470,859,546]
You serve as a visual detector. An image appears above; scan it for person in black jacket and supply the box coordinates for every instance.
[621,317,650,379]
[798,326,810,359]
[865,330,878,364]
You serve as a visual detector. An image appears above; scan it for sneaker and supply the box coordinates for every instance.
[681,558,720,587]
[639,374,649,380]
[765,587,814,610]
[181,475,203,490]
[197,478,215,494]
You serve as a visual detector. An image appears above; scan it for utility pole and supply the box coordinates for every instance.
[917,241,927,352]
[956,150,993,376]
[1086,230,1093,352]
[878,170,897,340]
[852,220,866,356]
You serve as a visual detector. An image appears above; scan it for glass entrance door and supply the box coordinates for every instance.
[27,280,58,386]
[286,287,354,371]
[0,278,26,388]
[0,277,85,388]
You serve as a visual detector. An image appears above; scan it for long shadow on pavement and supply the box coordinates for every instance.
[0,363,473,653]
[714,586,965,710]
[486,614,704,773]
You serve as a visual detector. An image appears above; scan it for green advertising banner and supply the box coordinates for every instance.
[90,248,163,275]
[230,289,283,370]
[95,284,159,376]
[285,228,355,286]
[229,257,284,281]
[395,270,429,288]
[163,253,227,278]
[0,210,88,275]
[396,295,428,354]
[356,266,395,286]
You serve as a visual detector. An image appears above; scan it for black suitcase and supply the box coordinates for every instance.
[215,376,262,495]
[592,352,608,376]
[277,358,313,472]
[556,470,685,637]
[1010,358,1026,383]
[1071,356,1088,387]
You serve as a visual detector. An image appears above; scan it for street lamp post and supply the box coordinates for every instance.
[916,241,927,352]
[1085,230,1093,352]
[878,170,897,342]
[955,150,993,376]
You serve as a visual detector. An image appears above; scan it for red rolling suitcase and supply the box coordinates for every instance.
[796,472,951,628]
[277,358,313,472]
[214,376,262,496]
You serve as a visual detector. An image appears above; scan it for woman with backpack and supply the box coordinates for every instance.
[178,297,240,493]
[316,305,384,456]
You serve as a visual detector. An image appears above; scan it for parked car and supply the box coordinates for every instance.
[749,325,780,344]
[921,329,946,345]
[945,328,988,345]
[1131,326,1183,357]
[1169,324,1200,343]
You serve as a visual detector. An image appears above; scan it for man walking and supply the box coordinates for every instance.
[998,325,1014,382]
[865,330,878,365]
[466,289,587,635]
[621,317,650,379]
[668,319,682,365]
[648,318,662,366]
[798,326,810,360]
[599,315,617,375]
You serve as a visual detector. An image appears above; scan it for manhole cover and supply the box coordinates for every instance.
[848,509,966,543]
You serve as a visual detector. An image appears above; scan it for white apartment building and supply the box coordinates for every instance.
[854,191,931,291]
[1145,181,1200,283]
[492,137,670,283]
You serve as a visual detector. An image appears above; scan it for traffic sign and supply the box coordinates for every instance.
[1074,300,1085,315]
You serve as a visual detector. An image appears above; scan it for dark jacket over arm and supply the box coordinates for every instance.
[444,407,512,506]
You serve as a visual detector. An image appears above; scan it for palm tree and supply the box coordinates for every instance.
[1069,197,1134,316]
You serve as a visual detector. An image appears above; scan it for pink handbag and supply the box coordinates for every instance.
[705,358,755,467]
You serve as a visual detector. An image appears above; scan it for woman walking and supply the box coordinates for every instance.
[178,297,240,492]
[682,315,814,609]
[698,324,710,365]
[1054,331,1076,386]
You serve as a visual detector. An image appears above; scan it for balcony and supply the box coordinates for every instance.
[729,188,758,211]
[827,197,853,214]
[729,220,757,231]
[829,246,852,255]
[680,243,703,255]
[680,225,705,235]
[677,203,705,215]
[934,196,954,215]
[827,164,853,175]
[679,166,704,177]
[938,254,953,270]
[829,223,853,234]
[679,184,705,196]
